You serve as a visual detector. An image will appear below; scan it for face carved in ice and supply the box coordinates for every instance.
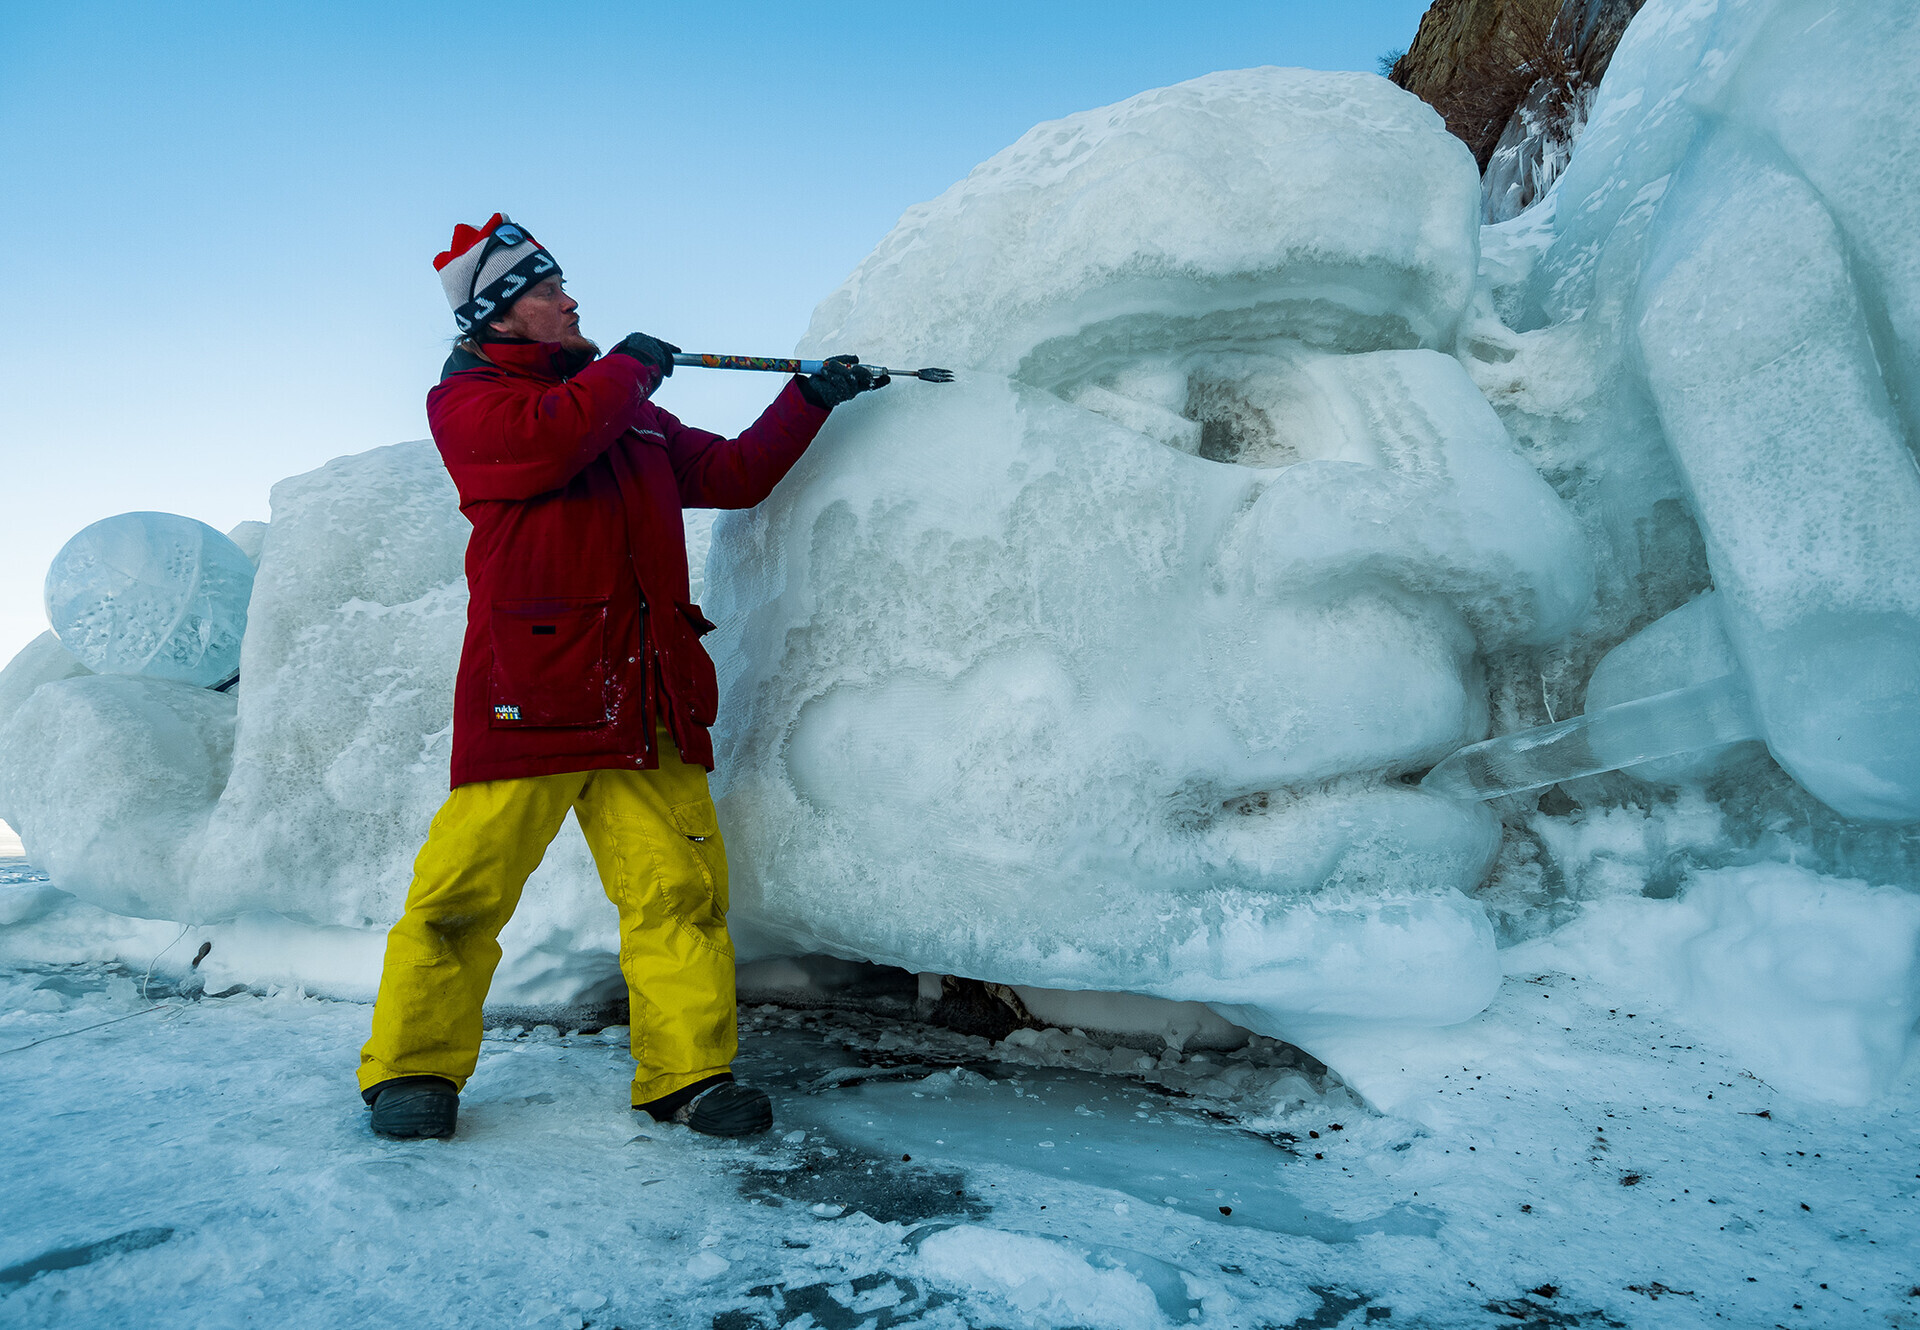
[706,69,1595,1044]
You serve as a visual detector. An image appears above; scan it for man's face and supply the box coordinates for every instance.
[488,275,593,351]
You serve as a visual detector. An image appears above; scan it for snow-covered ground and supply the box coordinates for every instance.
[4,844,1915,1329]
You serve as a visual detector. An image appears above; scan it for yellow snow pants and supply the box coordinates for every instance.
[357,728,735,1106]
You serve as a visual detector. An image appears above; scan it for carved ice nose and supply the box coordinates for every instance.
[1208,349,1592,653]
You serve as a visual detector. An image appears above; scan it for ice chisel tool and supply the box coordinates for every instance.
[671,353,954,383]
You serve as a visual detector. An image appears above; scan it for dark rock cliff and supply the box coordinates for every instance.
[1392,0,1646,221]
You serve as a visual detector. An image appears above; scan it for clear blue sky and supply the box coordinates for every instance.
[0,1,1430,669]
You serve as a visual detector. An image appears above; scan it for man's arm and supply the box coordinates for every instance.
[655,377,832,510]
[430,355,659,502]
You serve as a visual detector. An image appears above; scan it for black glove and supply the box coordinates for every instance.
[608,332,680,377]
[798,353,890,408]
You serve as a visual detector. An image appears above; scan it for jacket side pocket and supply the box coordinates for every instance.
[677,602,720,727]
[488,597,611,727]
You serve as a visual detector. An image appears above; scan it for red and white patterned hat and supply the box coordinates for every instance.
[433,213,562,334]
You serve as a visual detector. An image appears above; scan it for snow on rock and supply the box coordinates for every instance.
[1479,71,1594,225]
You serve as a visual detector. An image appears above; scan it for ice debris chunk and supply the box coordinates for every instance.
[909,1226,1196,1330]
[44,512,255,689]
[0,631,90,733]
[1423,592,1768,801]
[0,675,234,918]
[1581,592,1762,786]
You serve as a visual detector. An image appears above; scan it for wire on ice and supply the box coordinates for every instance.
[0,1003,185,1057]
[141,923,192,1000]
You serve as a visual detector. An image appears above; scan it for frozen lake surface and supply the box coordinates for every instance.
[2,849,1915,1330]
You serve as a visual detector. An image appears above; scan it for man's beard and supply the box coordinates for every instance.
[554,336,600,378]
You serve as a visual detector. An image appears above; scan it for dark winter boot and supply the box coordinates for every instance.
[638,1074,773,1137]
[366,1075,458,1139]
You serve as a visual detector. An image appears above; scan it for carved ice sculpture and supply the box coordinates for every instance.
[3,3,1917,1064]
[703,68,1594,1044]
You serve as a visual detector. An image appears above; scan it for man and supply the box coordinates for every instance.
[357,214,885,1139]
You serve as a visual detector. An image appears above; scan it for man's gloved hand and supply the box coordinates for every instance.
[608,332,680,377]
[799,354,890,408]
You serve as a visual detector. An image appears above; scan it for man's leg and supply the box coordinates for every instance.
[575,729,740,1110]
[358,772,583,1097]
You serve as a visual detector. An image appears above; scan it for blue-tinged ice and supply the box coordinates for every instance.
[43,513,254,690]
[1422,674,1761,804]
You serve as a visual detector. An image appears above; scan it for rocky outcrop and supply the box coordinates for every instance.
[1393,0,1563,165]
[1393,0,1646,221]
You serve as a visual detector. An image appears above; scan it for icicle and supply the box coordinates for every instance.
[1422,674,1762,802]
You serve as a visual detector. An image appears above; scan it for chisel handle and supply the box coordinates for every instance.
[670,353,953,383]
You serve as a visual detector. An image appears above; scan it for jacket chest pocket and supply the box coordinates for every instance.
[488,597,611,728]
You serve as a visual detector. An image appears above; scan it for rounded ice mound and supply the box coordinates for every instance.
[45,512,255,688]
[801,66,1482,383]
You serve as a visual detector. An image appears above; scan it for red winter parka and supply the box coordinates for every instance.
[426,339,830,788]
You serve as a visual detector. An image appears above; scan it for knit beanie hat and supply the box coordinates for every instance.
[433,213,562,334]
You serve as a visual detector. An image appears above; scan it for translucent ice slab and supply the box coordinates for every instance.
[1421,674,1761,803]
[44,512,255,689]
